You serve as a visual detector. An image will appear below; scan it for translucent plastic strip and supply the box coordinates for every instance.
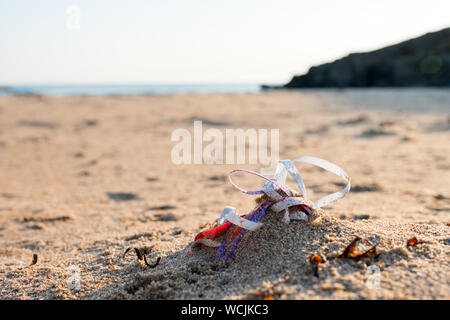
[282,156,351,209]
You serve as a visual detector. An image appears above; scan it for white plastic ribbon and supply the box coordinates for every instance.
[280,156,351,209]
[217,206,235,226]
[216,156,351,231]
[223,210,263,231]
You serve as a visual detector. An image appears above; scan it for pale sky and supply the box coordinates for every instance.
[0,0,449,85]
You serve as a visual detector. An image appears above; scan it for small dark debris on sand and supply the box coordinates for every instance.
[25,254,38,268]
[187,117,229,126]
[146,177,158,182]
[304,125,329,135]
[407,237,419,247]
[208,175,226,181]
[83,119,98,126]
[148,205,176,211]
[379,121,395,127]
[427,206,450,212]
[125,233,153,241]
[334,182,346,188]
[1,193,16,199]
[154,213,178,222]
[351,184,382,193]
[309,253,324,266]
[245,287,274,300]
[434,194,449,200]
[75,119,99,131]
[87,159,98,166]
[22,216,71,223]
[309,253,325,277]
[107,192,139,201]
[26,224,44,230]
[357,126,395,138]
[336,116,369,126]
[352,214,371,220]
[18,120,58,129]
[401,136,416,142]
[172,228,182,236]
[78,170,90,177]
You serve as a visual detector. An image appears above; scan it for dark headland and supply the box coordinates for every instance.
[265,27,450,89]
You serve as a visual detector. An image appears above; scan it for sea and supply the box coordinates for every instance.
[0,84,263,96]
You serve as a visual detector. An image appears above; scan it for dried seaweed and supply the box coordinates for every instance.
[407,237,419,247]
[123,247,161,268]
[309,253,323,266]
[25,254,38,268]
[338,237,380,260]
[245,287,274,300]
[309,253,324,277]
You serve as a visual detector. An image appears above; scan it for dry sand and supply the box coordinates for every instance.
[0,91,449,299]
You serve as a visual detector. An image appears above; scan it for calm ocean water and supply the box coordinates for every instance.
[0,84,263,96]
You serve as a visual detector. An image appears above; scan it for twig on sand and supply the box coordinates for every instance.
[123,247,161,268]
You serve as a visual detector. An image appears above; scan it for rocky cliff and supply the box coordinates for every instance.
[284,27,450,87]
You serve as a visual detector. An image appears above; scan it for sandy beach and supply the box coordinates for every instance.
[0,90,449,299]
